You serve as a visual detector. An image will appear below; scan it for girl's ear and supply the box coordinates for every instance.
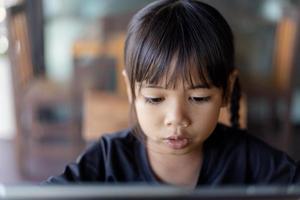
[222,69,239,107]
[122,70,133,103]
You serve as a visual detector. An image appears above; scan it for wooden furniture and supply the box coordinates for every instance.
[244,9,300,151]
[6,2,82,180]
[7,4,33,124]
[274,10,300,150]
[83,90,129,141]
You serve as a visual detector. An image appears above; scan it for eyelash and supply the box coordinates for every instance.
[189,96,211,103]
[144,96,211,105]
[144,97,164,104]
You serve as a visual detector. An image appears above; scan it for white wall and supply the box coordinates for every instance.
[0,57,15,139]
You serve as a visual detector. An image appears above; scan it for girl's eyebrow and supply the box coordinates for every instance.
[142,83,210,89]
[188,84,211,89]
[143,84,165,89]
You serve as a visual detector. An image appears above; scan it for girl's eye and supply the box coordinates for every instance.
[144,97,164,104]
[189,96,211,103]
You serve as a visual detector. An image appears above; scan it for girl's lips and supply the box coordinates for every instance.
[163,136,191,149]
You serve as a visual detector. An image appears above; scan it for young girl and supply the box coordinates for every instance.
[46,0,299,187]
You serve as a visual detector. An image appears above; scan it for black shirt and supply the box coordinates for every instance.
[45,123,300,185]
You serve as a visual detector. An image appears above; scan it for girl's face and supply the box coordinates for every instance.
[134,77,225,155]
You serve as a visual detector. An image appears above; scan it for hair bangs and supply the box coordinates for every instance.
[129,2,217,91]
[125,0,235,96]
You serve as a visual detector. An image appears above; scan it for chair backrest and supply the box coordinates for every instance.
[7,4,33,94]
[6,3,34,135]
[272,9,300,94]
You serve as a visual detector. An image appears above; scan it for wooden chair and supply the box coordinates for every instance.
[6,3,82,180]
[244,9,300,151]
[273,10,300,150]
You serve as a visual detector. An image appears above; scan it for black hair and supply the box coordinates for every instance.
[124,0,241,130]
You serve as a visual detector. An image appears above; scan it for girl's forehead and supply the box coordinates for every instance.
[144,56,211,87]
[136,75,211,90]
[152,63,211,88]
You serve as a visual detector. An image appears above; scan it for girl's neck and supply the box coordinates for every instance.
[147,146,203,189]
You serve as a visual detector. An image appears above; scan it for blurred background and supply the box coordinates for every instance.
[1,0,300,183]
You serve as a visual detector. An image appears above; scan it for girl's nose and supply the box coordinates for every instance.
[164,102,191,128]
